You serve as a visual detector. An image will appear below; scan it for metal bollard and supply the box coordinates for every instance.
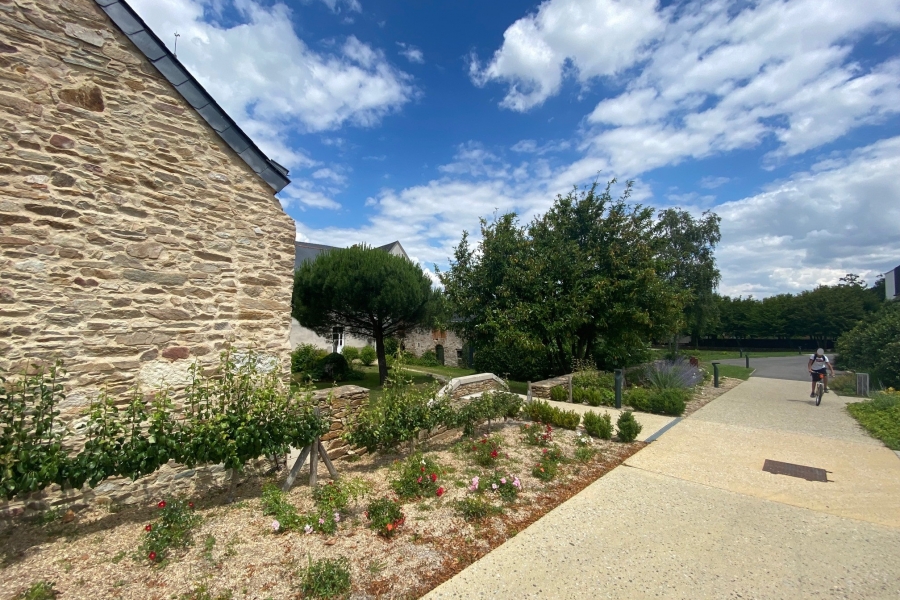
[614,369,623,409]
[712,362,720,388]
[739,348,743,358]
[798,346,802,355]
[745,354,750,369]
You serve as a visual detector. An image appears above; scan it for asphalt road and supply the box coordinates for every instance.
[717,354,841,381]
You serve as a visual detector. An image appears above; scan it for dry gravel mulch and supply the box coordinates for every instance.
[0,421,643,600]
[0,378,742,600]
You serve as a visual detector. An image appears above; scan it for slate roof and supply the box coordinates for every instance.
[294,241,409,269]
[94,0,291,193]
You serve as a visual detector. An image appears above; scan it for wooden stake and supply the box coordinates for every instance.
[318,440,339,480]
[282,445,312,492]
[309,439,319,487]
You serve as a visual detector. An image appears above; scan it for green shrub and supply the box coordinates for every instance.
[341,346,360,364]
[523,400,580,430]
[520,422,553,446]
[454,496,502,522]
[365,497,404,537]
[298,556,351,599]
[16,581,57,600]
[384,337,400,356]
[616,411,643,443]
[139,498,201,564]
[572,370,614,391]
[317,353,350,382]
[582,411,613,440]
[523,399,556,423]
[846,390,900,450]
[359,345,377,366]
[261,484,303,533]
[413,350,440,367]
[291,343,326,376]
[389,452,445,501]
[573,387,614,407]
[625,387,651,412]
[465,435,503,467]
[452,391,522,436]
[550,386,568,402]
[344,367,447,453]
[648,388,689,416]
[836,302,900,389]
[554,408,581,430]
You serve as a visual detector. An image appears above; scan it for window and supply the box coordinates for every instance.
[331,326,344,353]
[431,329,447,342]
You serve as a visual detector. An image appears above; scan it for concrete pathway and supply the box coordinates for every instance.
[717,354,844,381]
[425,378,900,599]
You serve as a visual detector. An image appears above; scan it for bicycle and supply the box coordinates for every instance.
[814,371,826,406]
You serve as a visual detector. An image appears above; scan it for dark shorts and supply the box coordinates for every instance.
[811,369,827,383]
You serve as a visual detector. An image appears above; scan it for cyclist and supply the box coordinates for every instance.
[808,348,834,398]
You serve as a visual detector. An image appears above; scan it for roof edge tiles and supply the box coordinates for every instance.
[95,0,291,193]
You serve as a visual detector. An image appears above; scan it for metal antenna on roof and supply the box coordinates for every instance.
[173,31,181,57]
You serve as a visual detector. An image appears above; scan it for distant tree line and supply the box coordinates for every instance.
[707,274,884,345]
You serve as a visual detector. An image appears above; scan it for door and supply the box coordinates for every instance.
[435,344,444,365]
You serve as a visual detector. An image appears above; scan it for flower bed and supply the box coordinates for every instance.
[0,418,643,600]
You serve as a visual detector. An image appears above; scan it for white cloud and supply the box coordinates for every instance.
[716,136,900,296]
[129,0,415,158]
[397,42,424,64]
[578,0,900,175]
[317,0,361,13]
[469,0,664,111]
[700,176,730,189]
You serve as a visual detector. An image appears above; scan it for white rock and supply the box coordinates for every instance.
[14,259,46,273]
[65,23,106,47]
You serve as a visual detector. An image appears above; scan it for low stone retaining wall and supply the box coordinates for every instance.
[437,373,508,404]
[530,375,572,400]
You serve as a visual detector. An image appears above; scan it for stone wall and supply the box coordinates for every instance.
[313,384,369,461]
[437,373,509,404]
[0,0,296,406]
[530,375,571,400]
[403,327,465,367]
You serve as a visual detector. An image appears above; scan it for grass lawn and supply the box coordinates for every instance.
[846,392,900,450]
[292,366,438,400]
[702,362,754,380]
[654,348,806,361]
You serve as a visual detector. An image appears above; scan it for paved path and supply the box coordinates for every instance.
[425,378,900,599]
[717,354,843,381]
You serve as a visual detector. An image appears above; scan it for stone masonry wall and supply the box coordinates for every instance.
[0,0,296,404]
[403,327,465,367]
[530,375,571,400]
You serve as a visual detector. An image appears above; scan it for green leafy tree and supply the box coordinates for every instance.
[292,245,438,384]
[836,301,900,388]
[439,181,683,378]
[654,208,722,347]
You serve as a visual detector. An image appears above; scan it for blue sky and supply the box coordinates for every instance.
[131,0,900,297]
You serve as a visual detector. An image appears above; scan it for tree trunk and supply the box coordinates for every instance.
[374,323,388,386]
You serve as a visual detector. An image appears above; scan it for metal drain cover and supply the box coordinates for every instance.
[763,459,830,482]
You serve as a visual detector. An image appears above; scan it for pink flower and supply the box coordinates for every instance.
[272,520,280,532]
[500,478,507,484]
[417,476,422,483]
[492,483,498,490]
[334,512,341,522]
[319,517,325,525]
[304,524,313,534]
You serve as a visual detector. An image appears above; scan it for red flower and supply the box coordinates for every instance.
[430,473,437,482]
[417,476,422,483]
[148,551,157,561]
[157,501,166,508]
[145,524,152,532]
[364,511,369,518]
[436,487,444,497]
[480,439,487,444]
[471,445,477,451]
[420,466,425,473]
[188,502,194,509]
[490,450,498,458]
[386,523,394,532]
